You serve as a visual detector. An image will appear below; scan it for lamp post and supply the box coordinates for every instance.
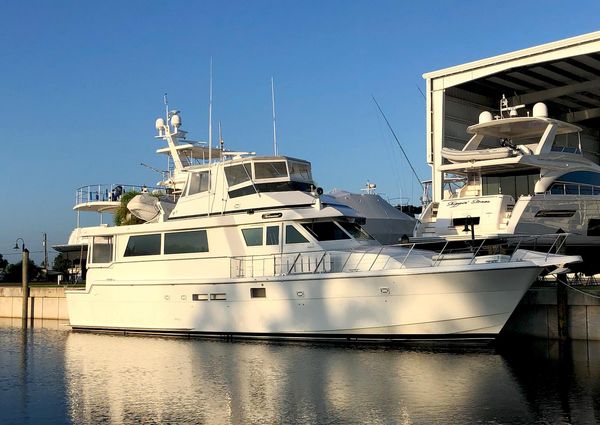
[14,238,29,328]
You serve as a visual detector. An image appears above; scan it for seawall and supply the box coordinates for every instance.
[0,285,68,321]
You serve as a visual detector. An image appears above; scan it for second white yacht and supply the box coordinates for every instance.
[416,98,600,274]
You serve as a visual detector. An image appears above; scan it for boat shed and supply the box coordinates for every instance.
[424,31,600,202]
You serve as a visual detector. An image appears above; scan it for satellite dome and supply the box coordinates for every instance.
[532,102,548,118]
[478,111,493,124]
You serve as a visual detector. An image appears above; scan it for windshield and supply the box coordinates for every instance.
[254,161,288,179]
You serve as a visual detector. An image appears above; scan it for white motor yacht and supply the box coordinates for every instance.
[416,98,600,274]
[64,108,580,339]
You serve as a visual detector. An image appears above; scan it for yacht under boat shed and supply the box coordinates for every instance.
[424,30,600,202]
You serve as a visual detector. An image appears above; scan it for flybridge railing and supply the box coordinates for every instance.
[229,234,573,279]
[75,184,163,205]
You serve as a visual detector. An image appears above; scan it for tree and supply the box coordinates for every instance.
[0,254,7,271]
[114,191,144,226]
[53,253,72,274]
[4,259,41,283]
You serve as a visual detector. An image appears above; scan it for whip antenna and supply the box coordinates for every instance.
[372,96,423,190]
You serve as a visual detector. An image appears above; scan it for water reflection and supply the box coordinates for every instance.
[2,321,600,424]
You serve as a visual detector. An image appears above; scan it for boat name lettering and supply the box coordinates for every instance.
[446,199,490,208]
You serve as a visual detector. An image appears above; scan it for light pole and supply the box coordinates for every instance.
[14,238,29,328]
[42,232,48,280]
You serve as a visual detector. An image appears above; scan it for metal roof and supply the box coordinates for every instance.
[424,31,600,127]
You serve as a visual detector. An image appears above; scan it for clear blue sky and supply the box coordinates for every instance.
[1,0,600,265]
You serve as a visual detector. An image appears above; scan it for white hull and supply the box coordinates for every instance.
[67,265,539,338]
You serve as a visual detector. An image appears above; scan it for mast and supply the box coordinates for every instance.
[271,77,278,156]
[207,58,213,216]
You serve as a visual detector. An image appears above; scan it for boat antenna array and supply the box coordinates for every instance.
[499,94,525,118]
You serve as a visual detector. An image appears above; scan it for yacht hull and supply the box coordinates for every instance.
[66,265,540,339]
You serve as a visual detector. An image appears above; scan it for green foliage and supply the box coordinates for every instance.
[53,253,72,274]
[113,191,144,226]
[4,259,40,282]
[0,254,7,270]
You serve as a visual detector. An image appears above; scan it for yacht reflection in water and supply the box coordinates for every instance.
[60,332,600,424]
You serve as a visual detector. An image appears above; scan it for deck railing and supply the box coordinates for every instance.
[75,184,164,204]
[229,234,571,279]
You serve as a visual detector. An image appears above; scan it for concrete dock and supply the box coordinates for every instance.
[0,285,69,321]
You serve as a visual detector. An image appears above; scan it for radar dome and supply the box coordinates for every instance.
[478,111,493,124]
[532,102,548,118]
[171,114,181,128]
[155,118,165,130]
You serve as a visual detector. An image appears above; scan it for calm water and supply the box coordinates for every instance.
[1,320,600,424]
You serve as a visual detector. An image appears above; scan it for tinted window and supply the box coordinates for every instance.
[556,171,600,186]
[242,228,263,246]
[225,163,252,186]
[92,236,113,263]
[164,230,209,254]
[124,234,161,256]
[565,185,579,195]
[338,222,373,240]
[266,226,279,245]
[550,184,565,195]
[302,222,350,241]
[187,172,210,195]
[250,288,266,298]
[254,162,288,179]
[285,225,308,244]
[289,161,312,181]
[588,219,600,236]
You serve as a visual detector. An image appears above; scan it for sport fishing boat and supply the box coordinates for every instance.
[415,97,600,274]
[64,108,580,339]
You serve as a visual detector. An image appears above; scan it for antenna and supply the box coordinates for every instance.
[372,96,423,191]
[207,58,213,217]
[219,121,224,151]
[164,93,169,123]
[208,58,213,164]
[271,77,278,155]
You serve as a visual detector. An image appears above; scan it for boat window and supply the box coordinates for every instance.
[229,181,313,198]
[254,161,288,180]
[595,187,600,195]
[164,230,209,254]
[580,185,593,195]
[266,226,279,245]
[556,171,600,186]
[285,225,309,244]
[225,163,252,186]
[242,228,263,246]
[482,172,538,198]
[337,222,374,240]
[124,234,161,257]
[534,210,576,218]
[550,184,565,195]
[289,161,312,182]
[91,236,113,263]
[302,222,350,241]
[588,219,600,236]
[565,185,579,195]
[186,171,210,196]
[250,288,266,298]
